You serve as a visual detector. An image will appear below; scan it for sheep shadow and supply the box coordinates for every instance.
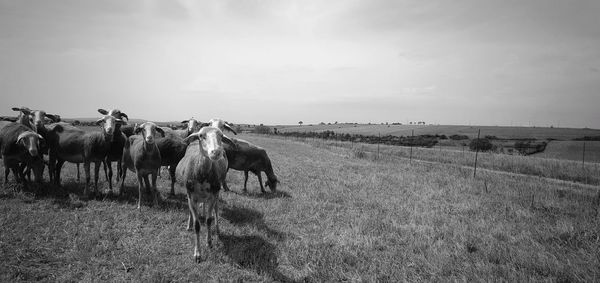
[227,189,292,200]
[219,234,294,283]
[220,205,286,241]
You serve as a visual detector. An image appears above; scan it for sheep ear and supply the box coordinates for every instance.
[156,127,165,137]
[181,120,189,124]
[120,113,129,121]
[16,133,25,144]
[98,109,109,115]
[183,133,199,144]
[199,122,210,128]
[224,123,237,135]
[95,118,104,126]
[134,123,144,134]
[222,135,235,147]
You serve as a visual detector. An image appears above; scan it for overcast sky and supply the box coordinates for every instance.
[1,0,599,128]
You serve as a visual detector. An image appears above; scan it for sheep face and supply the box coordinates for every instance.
[208,118,237,135]
[187,119,200,134]
[184,127,232,161]
[17,131,43,158]
[96,115,124,137]
[135,122,165,145]
[98,108,129,123]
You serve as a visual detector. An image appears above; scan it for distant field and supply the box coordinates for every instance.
[276,124,600,140]
[1,134,599,281]
[534,141,600,163]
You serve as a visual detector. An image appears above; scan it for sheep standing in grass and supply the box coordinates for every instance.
[120,122,164,209]
[47,115,125,196]
[0,123,45,187]
[223,138,278,193]
[176,126,233,262]
[155,131,187,196]
[97,108,129,192]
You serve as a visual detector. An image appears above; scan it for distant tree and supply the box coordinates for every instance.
[72,120,81,126]
[298,121,303,126]
[334,121,338,124]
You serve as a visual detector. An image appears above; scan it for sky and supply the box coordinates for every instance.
[1,0,599,128]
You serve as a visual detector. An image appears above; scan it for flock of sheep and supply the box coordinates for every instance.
[0,107,279,262]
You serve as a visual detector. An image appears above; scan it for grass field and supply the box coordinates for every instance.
[1,134,599,281]
[276,124,600,140]
[534,141,600,163]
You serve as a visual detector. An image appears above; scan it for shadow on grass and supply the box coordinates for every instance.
[219,234,294,283]
[226,189,292,200]
[221,205,286,241]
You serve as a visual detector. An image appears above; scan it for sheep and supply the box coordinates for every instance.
[176,126,233,262]
[12,108,60,181]
[0,123,45,187]
[11,107,35,130]
[165,118,202,139]
[97,108,129,192]
[120,122,164,209]
[155,130,188,196]
[204,118,238,135]
[223,138,278,193]
[47,115,125,196]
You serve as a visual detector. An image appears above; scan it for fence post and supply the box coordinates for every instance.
[473,129,481,178]
[410,129,414,163]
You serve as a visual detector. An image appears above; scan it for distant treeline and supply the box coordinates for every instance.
[264,130,441,147]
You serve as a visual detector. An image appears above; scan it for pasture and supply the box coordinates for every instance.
[1,133,599,281]
[534,140,600,163]
[276,124,600,140]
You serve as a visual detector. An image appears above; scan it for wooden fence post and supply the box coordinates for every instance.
[473,129,481,178]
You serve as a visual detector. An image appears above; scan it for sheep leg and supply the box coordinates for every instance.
[119,166,127,195]
[187,195,202,262]
[187,208,194,231]
[214,196,220,237]
[116,160,122,182]
[48,153,55,184]
[151,171,159,206]
[205,198,215,248]
[55,160,65,186]
[76,163,80,182]
[221,179,230,192]
[83,162,91,196]
[103,160,112,193]
[169,165,176,196]
[136,173,144,209]
[255,171,266,193]
[243,171,249,191]
[93,161,101,195]
[11,167,21,183]
[4,162,9,184]
[143,175,151,194]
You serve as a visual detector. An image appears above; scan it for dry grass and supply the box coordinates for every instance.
[1,134,599,281]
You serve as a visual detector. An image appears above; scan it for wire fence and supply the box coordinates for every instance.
[256,130,600,186]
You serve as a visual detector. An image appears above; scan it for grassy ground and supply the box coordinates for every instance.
[1,134,599,281]
[534,141,600,163]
